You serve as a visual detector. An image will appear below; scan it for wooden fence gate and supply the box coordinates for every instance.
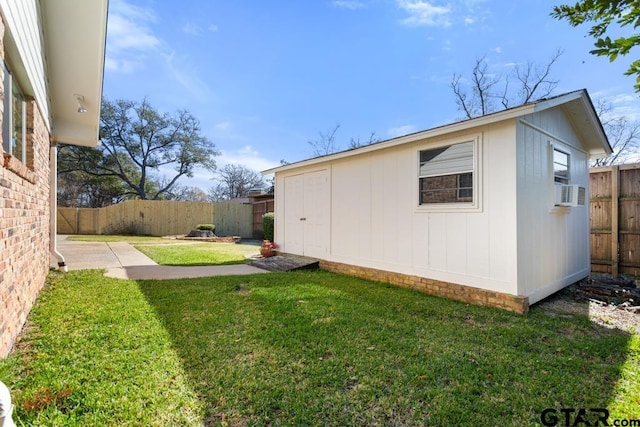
[251,195,274,238]
[590,164,640,276]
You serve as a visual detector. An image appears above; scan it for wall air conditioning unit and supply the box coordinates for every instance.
[555,184,586,207]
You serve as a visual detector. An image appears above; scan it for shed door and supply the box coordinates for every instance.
[283,170,330,257]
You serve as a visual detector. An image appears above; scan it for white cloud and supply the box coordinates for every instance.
[164,51,211,100]
[218,145,280,172]
[396,0,451,27]
[106,0,161,73]
[492,46,502,54]
[396,0,493,28]
[215,121,232,131]
[461,0,490,25]
[182,22,219,35]
[332,0,365,10]
[594,91,640,122]
[178,146,278,191]
[388,125,417,138]
[182,22,203,36]
[104,56,140,74]
[106,0,212,98]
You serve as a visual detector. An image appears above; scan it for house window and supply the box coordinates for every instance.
[419,141,474,205]
[2,60,28,165]
[553,148,569,184]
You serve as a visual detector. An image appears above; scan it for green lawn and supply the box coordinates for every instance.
[65,234,261,266]
[0,270,638,426]
[134,242,259,266]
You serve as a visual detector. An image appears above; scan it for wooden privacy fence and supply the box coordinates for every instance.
[591,164,640,276]
[58,200,253,238]
[251,195,274,238]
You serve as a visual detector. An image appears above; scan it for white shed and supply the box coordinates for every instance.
[264,90,612,313]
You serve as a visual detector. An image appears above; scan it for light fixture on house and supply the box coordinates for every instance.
[75,94,87,113]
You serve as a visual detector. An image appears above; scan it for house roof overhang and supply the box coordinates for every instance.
[40,0,108,147]
[543,90,613,160]
[263,89,613,175]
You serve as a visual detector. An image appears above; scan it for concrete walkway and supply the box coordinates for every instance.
[54,236,268,280]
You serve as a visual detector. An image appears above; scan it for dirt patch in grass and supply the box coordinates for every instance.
[536,275,640,334]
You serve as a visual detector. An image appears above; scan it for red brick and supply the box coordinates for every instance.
[0,22,51,358]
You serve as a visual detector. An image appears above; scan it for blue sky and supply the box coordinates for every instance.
[103,0,640,190]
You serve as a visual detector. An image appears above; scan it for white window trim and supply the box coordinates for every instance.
[2,60,27,165]
[416,134,483,213]
[552,146,570,185]
[548,141,573,213]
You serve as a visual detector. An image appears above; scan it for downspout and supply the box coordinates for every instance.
[49,142,67,272]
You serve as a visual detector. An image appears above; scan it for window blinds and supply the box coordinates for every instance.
[419,141,473,177]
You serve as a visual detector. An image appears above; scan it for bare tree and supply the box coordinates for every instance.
[348,132,380,149]
[209,164,266,201]
[451,50,563,119]
[592,98,640,167]
[509,50,562,108]
[163,184,209,202]
[308,124,341,156]
[308,124,380,156]
[452,55,500,118]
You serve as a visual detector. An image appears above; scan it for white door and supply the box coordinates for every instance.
[284,174,304,255]
[283,170,330,257]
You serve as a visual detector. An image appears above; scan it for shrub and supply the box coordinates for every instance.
[195,224,216,232]
[262,212,274,241]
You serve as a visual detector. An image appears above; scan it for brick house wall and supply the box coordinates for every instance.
[0,17,52,358]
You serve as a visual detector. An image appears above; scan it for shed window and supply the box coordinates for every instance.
[419,141,474,205]
[553,148,569,184]
[2,60,27,165]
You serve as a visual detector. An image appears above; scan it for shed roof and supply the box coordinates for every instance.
[263,89,612,175]
[40,0,108,147]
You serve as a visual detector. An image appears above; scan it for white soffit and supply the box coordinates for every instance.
[40,0,108,147]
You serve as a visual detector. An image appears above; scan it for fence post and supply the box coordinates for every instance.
[611,166,619,277]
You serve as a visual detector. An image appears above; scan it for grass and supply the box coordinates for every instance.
[133,242,259,266]
[0,270,202,426]
[0,270,638,426]
[65,234,261,266]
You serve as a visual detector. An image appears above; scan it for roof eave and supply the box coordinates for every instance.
[41,0,108,147]
[263,103,536,175]
[263,89,613,175]
[539,89,612,159]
